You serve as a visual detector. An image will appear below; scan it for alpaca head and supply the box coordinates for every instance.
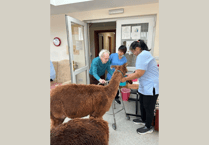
[111,63,128,77]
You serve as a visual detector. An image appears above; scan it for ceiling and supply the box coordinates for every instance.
[50,0,158,15]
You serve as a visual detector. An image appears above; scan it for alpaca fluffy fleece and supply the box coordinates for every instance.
[50,63,128,129]
[50,118,109,145]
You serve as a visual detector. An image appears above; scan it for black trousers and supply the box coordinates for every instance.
[115,90,119,100]
[139,88,159,128]
[89,74,105,85]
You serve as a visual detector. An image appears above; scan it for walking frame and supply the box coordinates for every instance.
[97,81,130,130]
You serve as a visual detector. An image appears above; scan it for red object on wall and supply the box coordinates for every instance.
[53,37,61,47]
[155,109,159,131]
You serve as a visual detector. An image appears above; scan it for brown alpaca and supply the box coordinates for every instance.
[50,63,128,129]
[50,117,109,145]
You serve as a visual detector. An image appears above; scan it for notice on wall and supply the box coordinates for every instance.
[78,27,83,40]
[76,40,83,50]
[126,41,133,48]
[126,41,134,55]
[122,26,131,39]
[131,26,141,39]
[141,32,147,38]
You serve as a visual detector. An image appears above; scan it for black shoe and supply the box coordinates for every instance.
[133,118,145,125]
[136,126,154,135]
[115,98,121,104]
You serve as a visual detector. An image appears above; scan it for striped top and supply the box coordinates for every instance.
[89,56,113,81]
[136,51,159,95]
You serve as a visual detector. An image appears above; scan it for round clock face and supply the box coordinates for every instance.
[53,37,61,46]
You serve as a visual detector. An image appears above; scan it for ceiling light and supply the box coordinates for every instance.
[50,0,93,6]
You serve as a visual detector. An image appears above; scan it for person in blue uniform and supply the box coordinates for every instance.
[121,39,159,135]
[106,45,127,104]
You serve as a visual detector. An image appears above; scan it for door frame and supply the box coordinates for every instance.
[65,15,90,84]
[108,36,112,54]
[94,29,116,57]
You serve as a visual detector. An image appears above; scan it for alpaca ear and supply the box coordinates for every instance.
[111,65,118,69]
[123,63,128,67]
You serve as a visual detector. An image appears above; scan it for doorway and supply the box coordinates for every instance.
[94,30,116,57]
[89,22,116,63]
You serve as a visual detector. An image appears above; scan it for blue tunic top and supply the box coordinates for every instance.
[50,60,56,81]
[136,51,159,95]
[89,57,114,81]
[106,53,127,80]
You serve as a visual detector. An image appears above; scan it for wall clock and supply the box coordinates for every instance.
[53,37,61,46]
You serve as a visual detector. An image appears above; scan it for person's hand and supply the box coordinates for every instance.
[121,77,126,83]
[128,80,133,84]
[126,73,134,77]
[99,79,106,84]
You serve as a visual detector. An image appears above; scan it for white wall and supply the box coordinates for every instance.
[50,14,69,61]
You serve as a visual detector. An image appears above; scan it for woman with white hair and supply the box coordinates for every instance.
[89,49,113,85]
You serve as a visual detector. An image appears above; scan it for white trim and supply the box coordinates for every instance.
[74,66,89,75]
[65,15,76,83]
[85,18,117,23]
[87,23,91,70]
[65,15,90,84]
[84,22,90,84]
[151,15,157,55]
[84,15,156,23]
[67,16,86,26]
[65,15,73,81]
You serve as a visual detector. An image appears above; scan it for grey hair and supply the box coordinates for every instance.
[99,49,110,58]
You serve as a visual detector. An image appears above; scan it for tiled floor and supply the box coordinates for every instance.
[63,93,159,145]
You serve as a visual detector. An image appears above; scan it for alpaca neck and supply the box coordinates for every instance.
[106,71,123,99]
